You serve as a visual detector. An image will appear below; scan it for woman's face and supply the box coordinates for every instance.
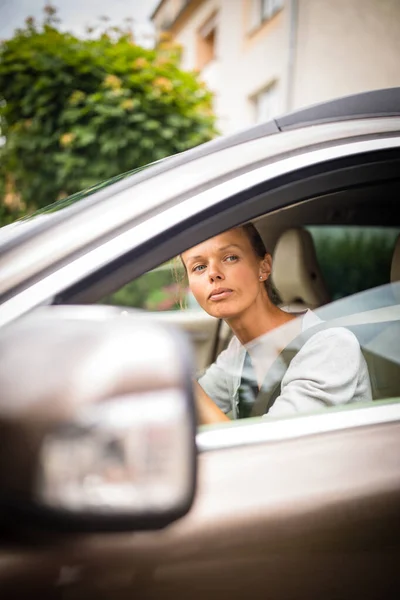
[181,228,271,319]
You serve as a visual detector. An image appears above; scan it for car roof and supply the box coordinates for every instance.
[276,87,400,130]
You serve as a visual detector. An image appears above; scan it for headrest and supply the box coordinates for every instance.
[272,228,330,310]
[391,234,400,282]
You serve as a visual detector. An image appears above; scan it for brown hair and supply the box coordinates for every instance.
[172,256,189,309]
[241,223,280,304]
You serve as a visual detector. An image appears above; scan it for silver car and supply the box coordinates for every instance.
[0,87,400,599]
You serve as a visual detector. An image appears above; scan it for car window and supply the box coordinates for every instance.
[308,226,400,300]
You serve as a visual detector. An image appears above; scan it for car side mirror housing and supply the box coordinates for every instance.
[0,306,197,532]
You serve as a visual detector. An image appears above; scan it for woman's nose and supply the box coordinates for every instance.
[208,265,224,282]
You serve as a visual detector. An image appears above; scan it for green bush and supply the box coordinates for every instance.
[0,6,217,223]
[311,227,398,300]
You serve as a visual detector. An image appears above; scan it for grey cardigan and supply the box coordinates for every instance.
[198,310,372,419]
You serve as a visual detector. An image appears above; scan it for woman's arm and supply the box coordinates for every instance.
[194,380,230,425]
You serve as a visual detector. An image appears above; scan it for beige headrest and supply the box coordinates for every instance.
[272,228,330,309]
[391,235,400,282]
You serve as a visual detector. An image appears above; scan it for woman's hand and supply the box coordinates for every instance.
[193,380,230,425]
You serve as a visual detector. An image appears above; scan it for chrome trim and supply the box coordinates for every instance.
[196,402,400,452]
[1,135,400,327]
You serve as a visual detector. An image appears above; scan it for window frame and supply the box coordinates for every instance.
[251,82,279,124]
[196,12,218,71]
[197,400,400,451]
[249,0,284,33]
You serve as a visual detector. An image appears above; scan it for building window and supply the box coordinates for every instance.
[196,13,218,71]
[252,84,279,123]
[249,0,284,31]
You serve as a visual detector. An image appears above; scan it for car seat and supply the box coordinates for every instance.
[271,228,331,311]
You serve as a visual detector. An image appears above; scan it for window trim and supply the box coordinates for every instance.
[197,400,400,452]
[196,11,218,71]
[251,81,279,124]
[248,0,284,36]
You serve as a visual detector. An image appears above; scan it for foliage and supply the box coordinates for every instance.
[0,5,217,223]
[0,173,26,226]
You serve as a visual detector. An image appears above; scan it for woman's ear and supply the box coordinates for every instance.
[260,254,272,279]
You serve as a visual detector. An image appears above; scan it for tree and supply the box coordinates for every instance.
[0,5,217,222]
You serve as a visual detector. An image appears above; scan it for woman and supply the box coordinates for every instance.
[181,224,372,425]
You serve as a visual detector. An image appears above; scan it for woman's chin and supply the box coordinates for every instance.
[207,303,240,320]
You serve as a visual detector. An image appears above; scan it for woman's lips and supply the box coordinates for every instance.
[209,288,233,301]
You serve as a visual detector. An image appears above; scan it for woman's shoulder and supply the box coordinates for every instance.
[304,326,361,353]
[301,310,361,348]
[296,315,363,366]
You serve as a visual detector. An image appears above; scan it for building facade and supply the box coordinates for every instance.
[151,0,400,135]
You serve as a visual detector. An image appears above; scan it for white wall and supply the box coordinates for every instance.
[218,0,289,133]
[293,0,400,109]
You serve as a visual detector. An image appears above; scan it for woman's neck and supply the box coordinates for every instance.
[226,295,296,346]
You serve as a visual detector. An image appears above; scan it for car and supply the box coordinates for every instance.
[1,87,400,599]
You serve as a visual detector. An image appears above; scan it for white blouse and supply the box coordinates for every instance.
[198,310,372,419]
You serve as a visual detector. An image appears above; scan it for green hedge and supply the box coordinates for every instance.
[310,227,398,300]
[0,6,217,222]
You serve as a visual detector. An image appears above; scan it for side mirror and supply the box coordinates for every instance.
[0,306,197,532]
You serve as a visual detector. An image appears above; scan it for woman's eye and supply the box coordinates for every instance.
[225,255,239,263]
[192,264,206,273]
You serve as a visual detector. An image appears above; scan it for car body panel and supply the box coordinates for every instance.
[1,407,399,598]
